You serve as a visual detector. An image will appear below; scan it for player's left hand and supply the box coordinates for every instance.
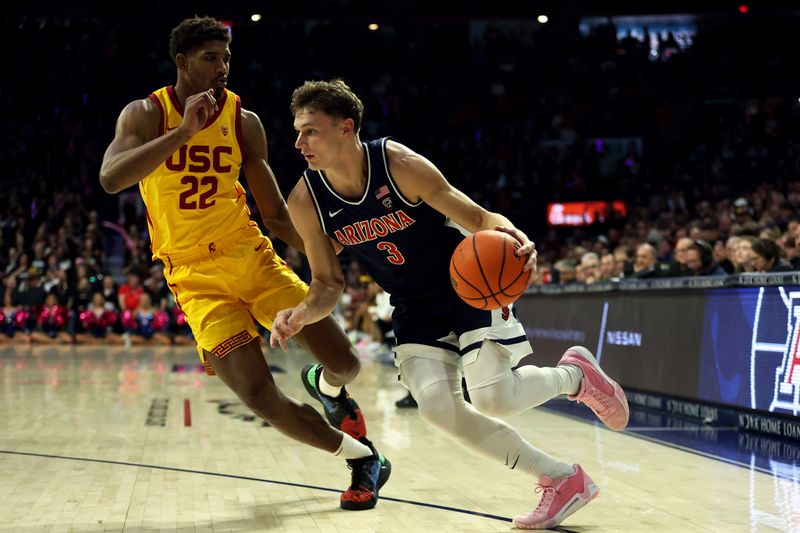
[270,306,308,350]
[495,226,538,287]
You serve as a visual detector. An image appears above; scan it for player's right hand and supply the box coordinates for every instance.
[177,89,218,137]
[270,306,308,350]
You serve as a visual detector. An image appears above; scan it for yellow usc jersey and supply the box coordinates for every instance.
[140,86,253,259]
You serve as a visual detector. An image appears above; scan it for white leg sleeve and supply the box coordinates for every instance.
[399,356,574,480]
[463,340,582,418]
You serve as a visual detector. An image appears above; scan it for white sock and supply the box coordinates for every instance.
[557,364,584,396]
[319,369,343,398]
[334,433,372,459]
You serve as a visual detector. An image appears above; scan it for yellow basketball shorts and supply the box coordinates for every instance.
[163,225,308,374]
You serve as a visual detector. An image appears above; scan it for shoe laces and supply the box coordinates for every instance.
[347,454,376,491]
[334,389,359,419]
[581,384,612,415]
[532,477,557,512]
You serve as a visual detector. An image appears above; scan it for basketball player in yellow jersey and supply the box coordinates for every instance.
[99,17,390,511]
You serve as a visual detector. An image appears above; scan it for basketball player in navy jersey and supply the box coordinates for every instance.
[273,79,629,529]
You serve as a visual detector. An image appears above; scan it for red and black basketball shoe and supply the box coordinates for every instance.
[341,437,392,510]
[301,363,367,439]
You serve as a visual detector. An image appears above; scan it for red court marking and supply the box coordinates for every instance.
[184,399,192,427]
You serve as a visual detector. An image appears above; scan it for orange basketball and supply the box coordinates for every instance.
[449,230,529,310]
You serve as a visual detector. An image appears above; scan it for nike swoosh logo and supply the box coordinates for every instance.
[329,209,343,217]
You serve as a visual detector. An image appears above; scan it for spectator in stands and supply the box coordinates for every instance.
[552,259,577,284]
[781,235,800,269]
[30,292,72,344]
[48,269,72,307]
[75,292,122,344]
[574,263,587,284]
[733,236,757,273]
[580,252,601,284]
[31,241,47,273]
[673,237,693,269]
[630,243,659,278]
[613,246,632,278]
[122,293,170,345]
[17,269,47,331]
[718,237,739,274]
[733,198,755,226]
[69,276,93,323]
[1,276,28,343]
[142,266,169,311]
[118,269,144,313]
[751,238,794,273]
[4,247,20,277]
[599,253,615,280]
[685,240,726,276]
[99,274,118,310]
[712,240,732,273]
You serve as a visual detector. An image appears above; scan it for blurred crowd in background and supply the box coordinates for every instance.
[1,8,799,345]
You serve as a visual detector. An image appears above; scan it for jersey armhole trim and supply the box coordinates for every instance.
[302,171,328,236]
[234,95,244,157]
[147,93,165,137]
[381,137,422,207]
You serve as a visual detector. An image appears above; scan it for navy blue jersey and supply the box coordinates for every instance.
[302,137,464,302]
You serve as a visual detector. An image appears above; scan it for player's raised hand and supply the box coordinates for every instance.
[270,306,309,350]
[495,225,538,286]
[177,89,218,137]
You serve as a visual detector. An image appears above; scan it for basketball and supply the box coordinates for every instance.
[449,230,530,310]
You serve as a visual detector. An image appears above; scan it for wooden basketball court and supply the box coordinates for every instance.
[0,344,797,532]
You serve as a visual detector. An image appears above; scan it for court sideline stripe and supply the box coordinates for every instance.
[0,449,512,523]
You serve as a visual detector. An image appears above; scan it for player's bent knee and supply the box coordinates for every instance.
[415,385,459,430]
[468,387,515,417]
[324,353,361,383]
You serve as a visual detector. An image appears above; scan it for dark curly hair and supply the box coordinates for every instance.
[290,79,364,133]
[169,16,230,60]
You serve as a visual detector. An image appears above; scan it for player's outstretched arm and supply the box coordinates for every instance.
[270,180,345,350]
[240,109,305,253]
[100,90,218,193]
[386,140,537,280]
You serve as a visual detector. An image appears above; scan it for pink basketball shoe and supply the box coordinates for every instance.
[559,346,629,431]
[513,464,599,530]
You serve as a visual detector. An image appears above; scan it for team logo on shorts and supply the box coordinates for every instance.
[220,124,229,137]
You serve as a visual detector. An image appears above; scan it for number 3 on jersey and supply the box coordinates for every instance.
[377,241,405,265]
[179,175,218,209]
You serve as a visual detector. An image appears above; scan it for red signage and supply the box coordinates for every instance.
[546,201,627,226]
